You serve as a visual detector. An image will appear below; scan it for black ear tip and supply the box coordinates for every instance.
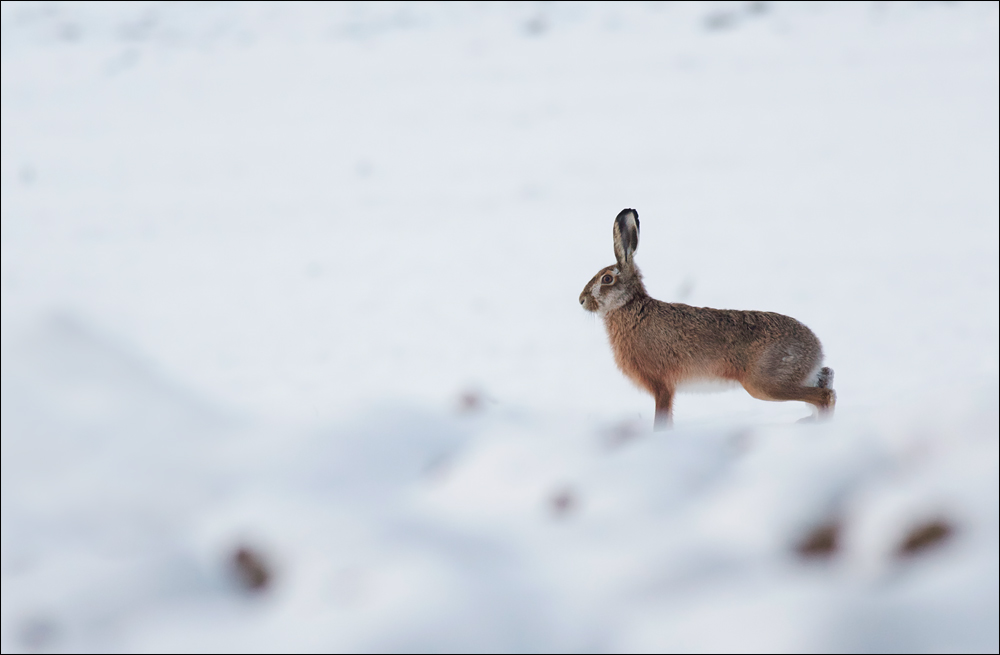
[616,208,639,232]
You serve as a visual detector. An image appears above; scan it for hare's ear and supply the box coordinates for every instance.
[613,208,640,267]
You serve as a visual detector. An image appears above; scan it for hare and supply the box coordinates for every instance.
[580,208,835,429]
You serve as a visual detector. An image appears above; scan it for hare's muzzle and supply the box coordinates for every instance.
[579,288,598,312]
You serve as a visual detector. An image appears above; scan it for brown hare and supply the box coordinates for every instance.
[580,208,835,429]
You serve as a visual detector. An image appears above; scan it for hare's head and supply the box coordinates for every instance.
[580,208,646,315]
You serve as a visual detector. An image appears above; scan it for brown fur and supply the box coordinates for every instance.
[580,209,835,429]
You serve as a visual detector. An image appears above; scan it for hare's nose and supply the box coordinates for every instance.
[579,297,586,305]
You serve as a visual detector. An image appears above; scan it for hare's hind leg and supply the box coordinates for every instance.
[744,346,836,416]
[743,379,836,415]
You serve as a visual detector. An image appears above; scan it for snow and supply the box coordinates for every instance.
[2,1,998,652]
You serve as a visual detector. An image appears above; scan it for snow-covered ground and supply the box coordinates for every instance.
[2,2,997,652]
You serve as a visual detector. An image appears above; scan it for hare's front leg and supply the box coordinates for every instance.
[653,386,675,430]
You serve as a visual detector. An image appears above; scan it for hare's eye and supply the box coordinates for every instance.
[601,274,614,285]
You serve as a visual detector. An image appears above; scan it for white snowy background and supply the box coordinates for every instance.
[2,1,998,652]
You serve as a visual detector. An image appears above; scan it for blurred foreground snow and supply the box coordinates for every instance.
[2,314,996,652]
[2,2,998,652]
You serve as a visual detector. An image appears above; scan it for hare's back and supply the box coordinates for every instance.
[646,301,821,358]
